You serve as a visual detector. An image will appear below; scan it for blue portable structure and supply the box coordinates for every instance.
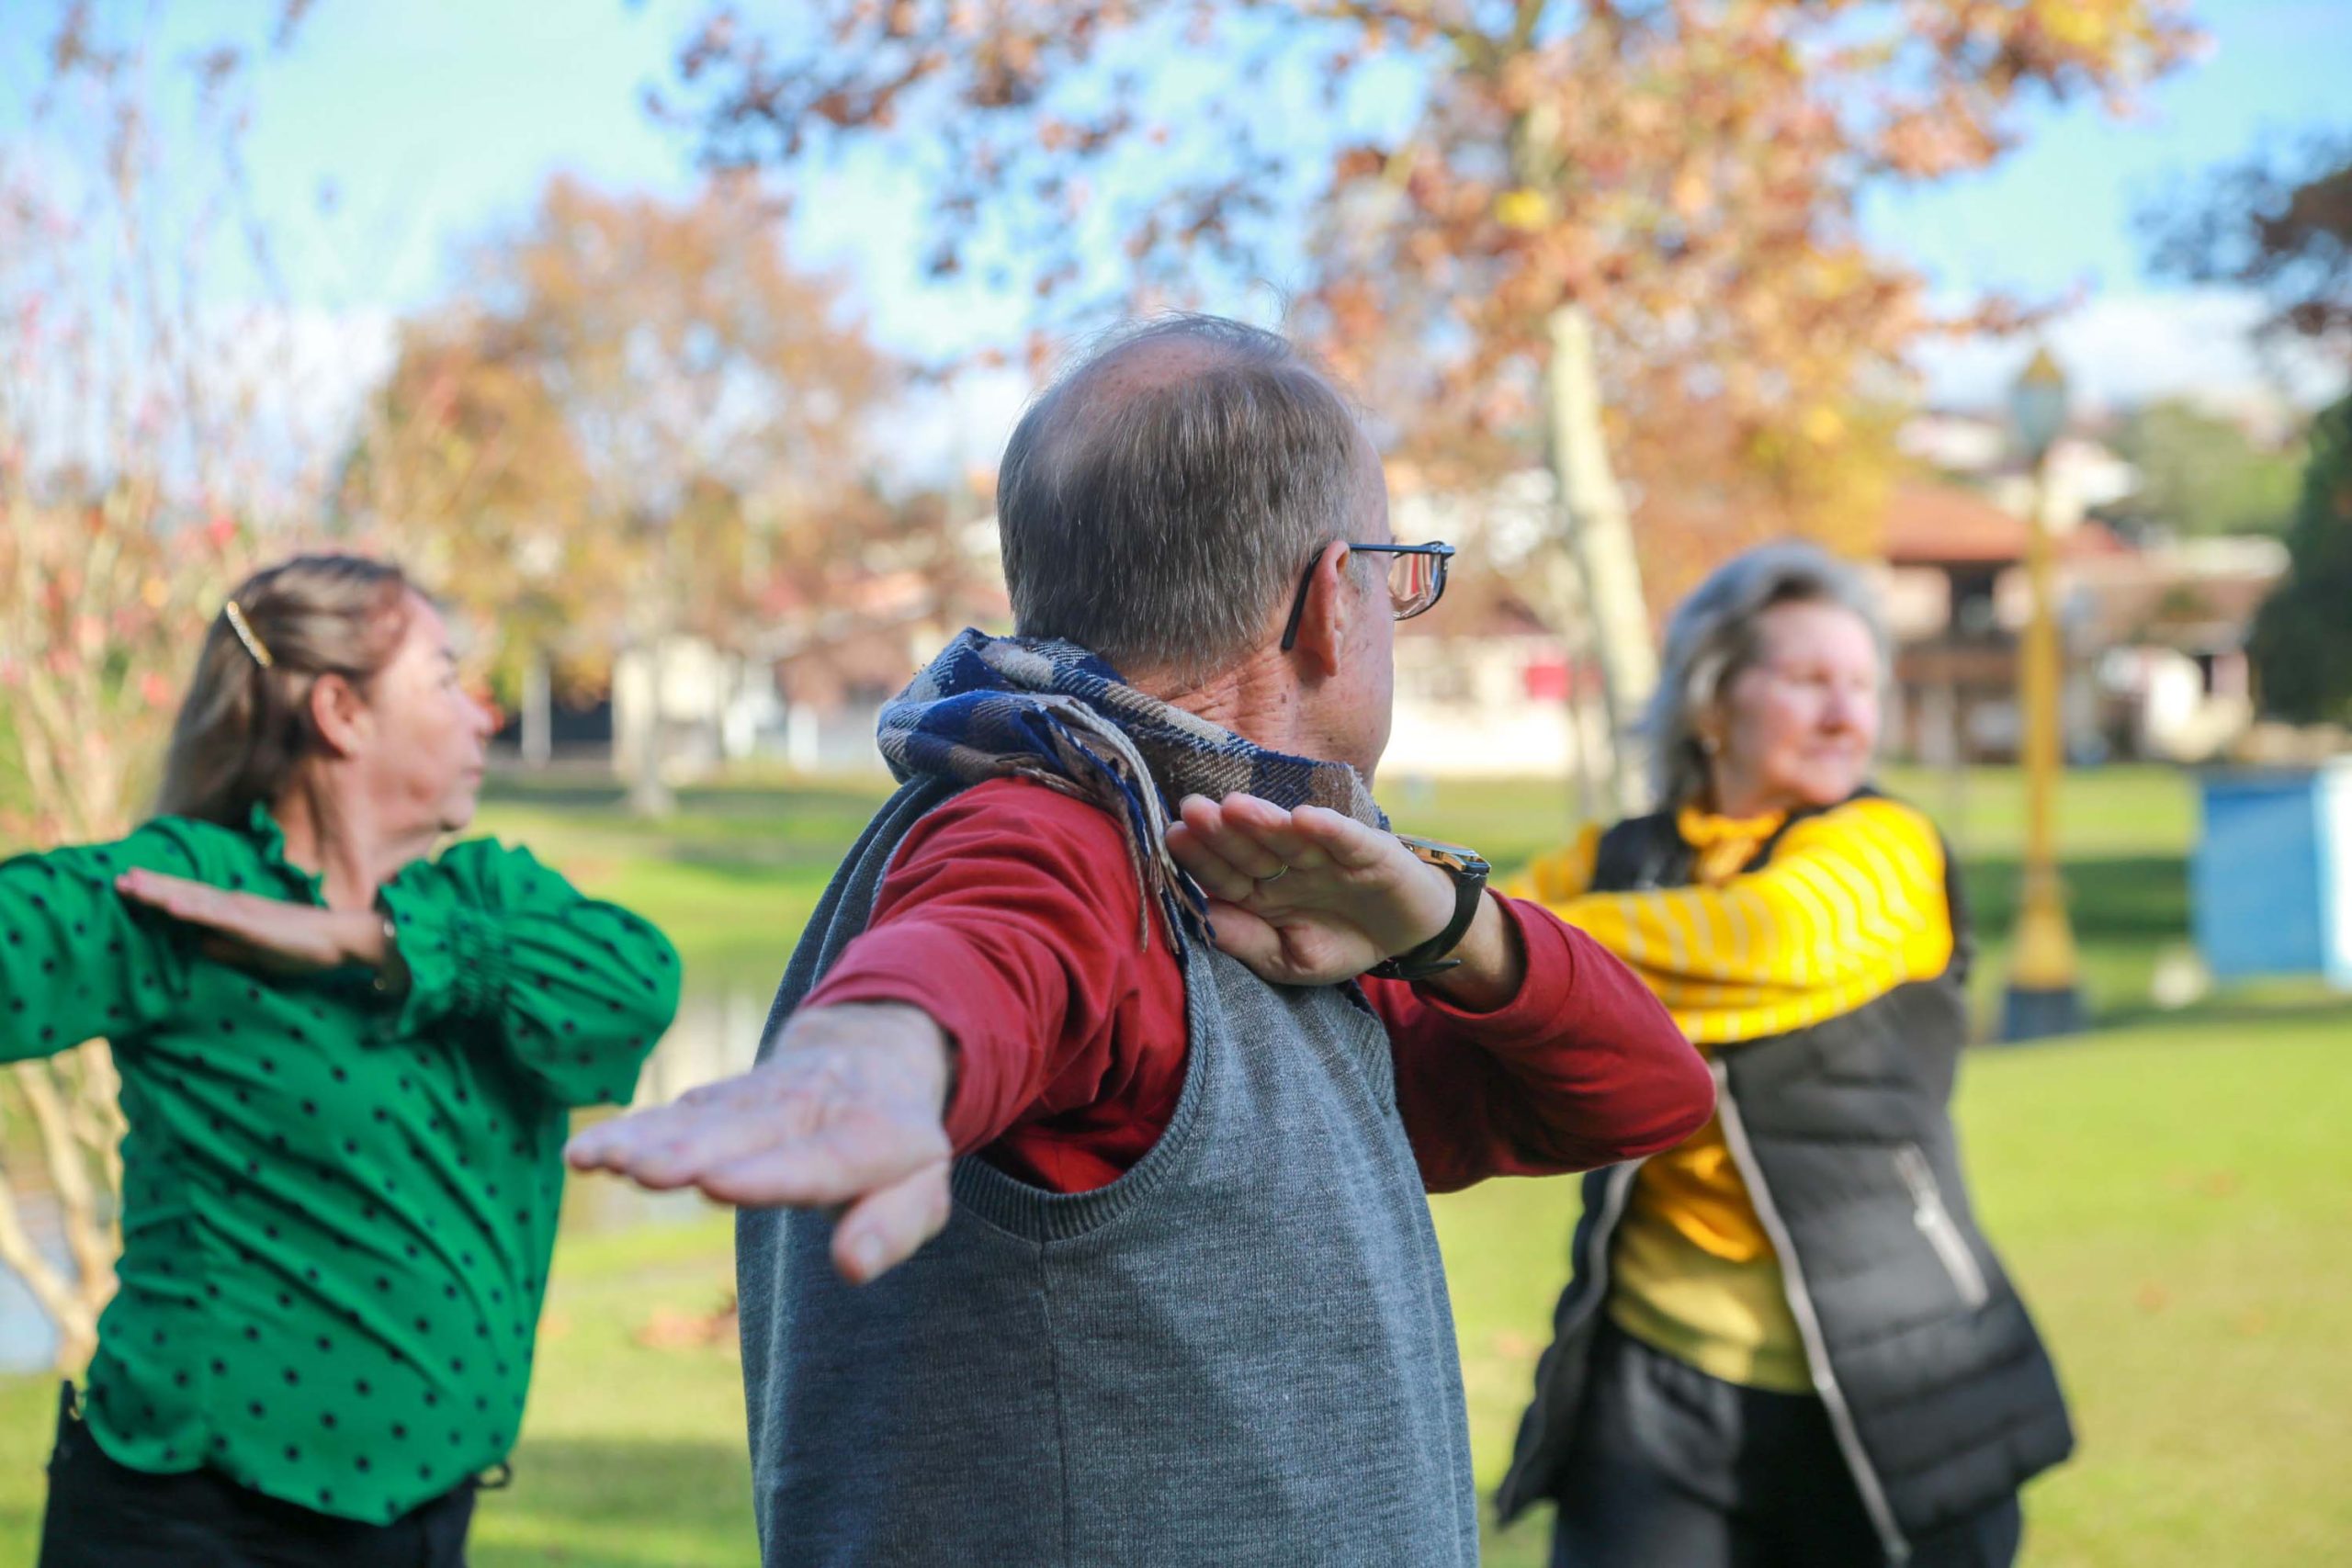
[2191,760,2352,989]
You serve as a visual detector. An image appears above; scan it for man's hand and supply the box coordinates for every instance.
[563,1001,955,1284]
[1159,794,1476,989]
[115,868,385,975]
[1168,793,1526,1009]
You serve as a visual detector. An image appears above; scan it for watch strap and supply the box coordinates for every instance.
[1366,855,1487,982]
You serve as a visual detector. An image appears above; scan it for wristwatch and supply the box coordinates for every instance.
[1365,834,1492,982]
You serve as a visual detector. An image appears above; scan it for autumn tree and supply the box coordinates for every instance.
[2145,131,2352,364]
[342,176,940,805]
[336,316,616,759]
[656,0,2196,803]
[0,2,315,1367]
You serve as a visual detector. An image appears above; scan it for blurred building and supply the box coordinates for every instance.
[1386,598,1612,781]
[2073,537,2286,763]
[1878,482,2123,765]
[1879,481,2286,765]
[605,568,1011,782]
[1897,414,2141,522]
[503,510,1010,782]
[1380,475,1615,781]
[505,430,2285,783]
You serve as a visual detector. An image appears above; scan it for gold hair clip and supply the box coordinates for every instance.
[222,600,275,669]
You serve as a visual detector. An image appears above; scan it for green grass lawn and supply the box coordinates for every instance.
[1462,1010,2352,1568]
[5,763,2346,1563]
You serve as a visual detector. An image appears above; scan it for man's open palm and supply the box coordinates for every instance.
[564,1002,954,1283]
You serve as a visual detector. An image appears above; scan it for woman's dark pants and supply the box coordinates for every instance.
[38,1383,478,1568]
[1551,1325,2023,1568]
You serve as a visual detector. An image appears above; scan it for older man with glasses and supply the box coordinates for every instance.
[569,313,1713,1568]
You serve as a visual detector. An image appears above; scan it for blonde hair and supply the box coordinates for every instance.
[153,554,416,826]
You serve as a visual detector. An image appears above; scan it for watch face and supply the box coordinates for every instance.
[1394,832,1491,877]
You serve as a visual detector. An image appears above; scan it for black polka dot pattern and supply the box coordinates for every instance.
[9,812,678,1523]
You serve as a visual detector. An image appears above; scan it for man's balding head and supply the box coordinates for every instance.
[997,314,1375,685]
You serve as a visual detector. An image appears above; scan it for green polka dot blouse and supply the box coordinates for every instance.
[1,804,680,1524]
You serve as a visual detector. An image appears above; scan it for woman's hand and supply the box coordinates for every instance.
[114,868,387,976]
[1165,792,1459,987]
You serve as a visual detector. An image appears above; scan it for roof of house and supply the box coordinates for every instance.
[2072,562,2283,653]
[1883,482,2127,566]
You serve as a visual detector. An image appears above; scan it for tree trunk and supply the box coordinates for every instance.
[612,643,675,817]
[1530,541,1609,825]
[520,651,553,770]
[5,1054,116,1371]
[786,701,821,774]
[1544,305,1657,816]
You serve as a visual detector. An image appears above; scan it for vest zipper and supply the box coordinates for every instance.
[1713,1062,1912,1563]
[1894,1144,1991,1308]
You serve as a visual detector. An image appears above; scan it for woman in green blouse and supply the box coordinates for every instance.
[14,554,682,1567]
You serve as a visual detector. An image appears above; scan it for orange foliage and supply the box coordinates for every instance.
[657,0,2197,582]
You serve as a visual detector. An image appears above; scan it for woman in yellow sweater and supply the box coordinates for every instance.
[1496,543,2071,1568]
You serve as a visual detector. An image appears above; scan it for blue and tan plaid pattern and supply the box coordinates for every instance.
[877,628,1387,953]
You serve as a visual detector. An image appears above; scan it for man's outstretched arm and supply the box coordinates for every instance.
[565,779,1168,1280]
[1375,902,1713,1192]
[1166,792,1713,1191]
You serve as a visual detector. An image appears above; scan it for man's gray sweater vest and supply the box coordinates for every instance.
[735,780,1479,1566]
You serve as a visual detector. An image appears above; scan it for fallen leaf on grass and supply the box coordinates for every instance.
[631,1292,740,1352]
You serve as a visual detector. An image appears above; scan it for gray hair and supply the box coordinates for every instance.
[997,313,1371,684]
[1645,540,1889,809]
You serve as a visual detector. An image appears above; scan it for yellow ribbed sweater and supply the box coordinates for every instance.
[1510,796,1955,1391]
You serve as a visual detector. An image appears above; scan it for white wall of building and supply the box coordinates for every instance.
[1384,635,1608,779]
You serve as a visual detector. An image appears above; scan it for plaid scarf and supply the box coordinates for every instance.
[877,628,1387,953]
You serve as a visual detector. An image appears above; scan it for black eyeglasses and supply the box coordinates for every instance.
[1279,541,1456,652]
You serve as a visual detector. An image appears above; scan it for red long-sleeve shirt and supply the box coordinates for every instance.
[805,778,1712,1194]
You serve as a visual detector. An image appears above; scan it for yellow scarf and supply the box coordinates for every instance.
[1674,804,1788,887]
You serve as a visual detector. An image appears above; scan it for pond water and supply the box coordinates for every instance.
[561,981,772,1233]
[0,1199,70,1372]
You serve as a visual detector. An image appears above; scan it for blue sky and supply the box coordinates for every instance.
[8,0,2347,437]
[1864,0,2346,300]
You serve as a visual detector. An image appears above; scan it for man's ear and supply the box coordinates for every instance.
[1288,541,1355,679]
[308,672,371,760]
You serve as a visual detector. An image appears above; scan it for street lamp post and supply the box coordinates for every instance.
[2001,348,2085,1041]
